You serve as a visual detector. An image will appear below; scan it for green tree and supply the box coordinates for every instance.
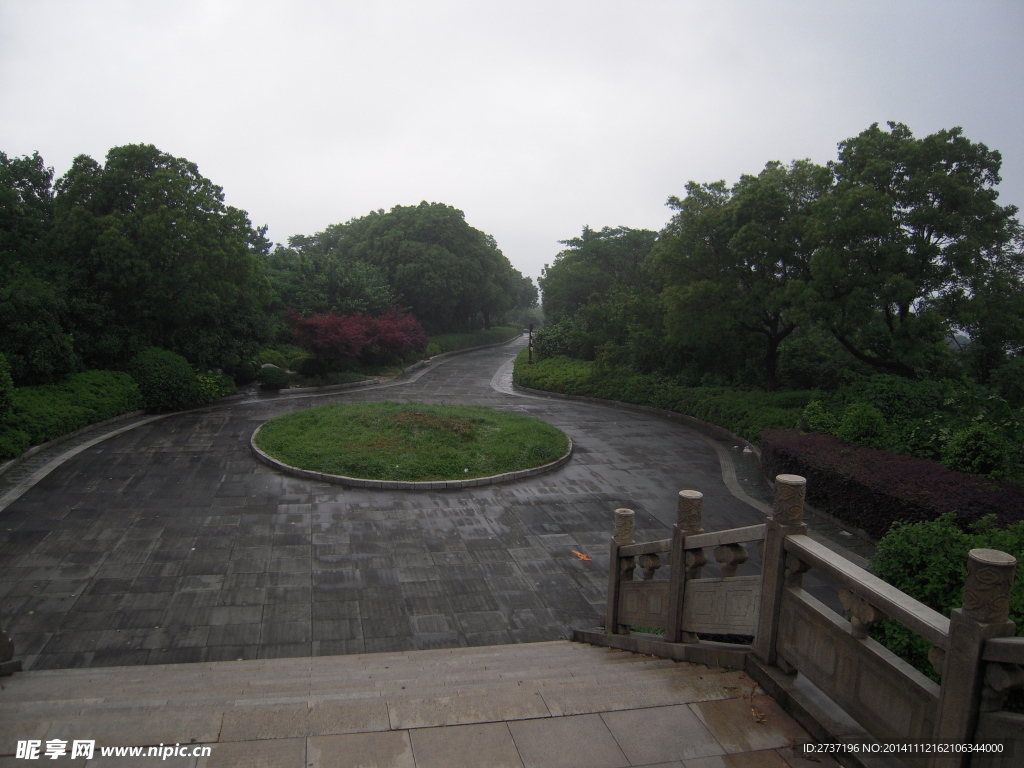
[0,150,54,269]
[808,122,1022,380]
[651,160,831,391]
[49,144,273,370]
[539,226,658,324]
[0,150,78,384]
[262,236,395,318]
[285,202,533,333]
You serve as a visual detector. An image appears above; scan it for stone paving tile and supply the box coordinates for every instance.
[307,732,414,768]
[197,737,306,768]
[507,713,628,768]
[690,695,811,755]
[601,704,726,764]
[409,722,524,768]
[0,337,862,670]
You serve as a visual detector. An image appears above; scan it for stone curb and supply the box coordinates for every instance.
[512,382,761,457]
[248,423,572,491]
[0,409,149,479]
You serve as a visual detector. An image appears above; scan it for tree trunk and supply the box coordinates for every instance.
[833,333,918,379]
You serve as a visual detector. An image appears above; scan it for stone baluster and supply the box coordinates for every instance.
[980,661,1024,713]
[752,474,808,667]
[666,490,704,643]
[839,588,884,639]
[715,543,749,579]
[0,607,21,676]
[638,553,662,581]
[932,548,1018,768]
[605,508,636,634]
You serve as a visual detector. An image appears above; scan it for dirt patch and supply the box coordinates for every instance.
[389,411,478,437]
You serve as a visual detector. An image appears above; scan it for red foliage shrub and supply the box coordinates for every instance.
[368,308,428,356]
[760,429,1024,540]
[287,308,428,364]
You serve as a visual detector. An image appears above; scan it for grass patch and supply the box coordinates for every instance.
[253,401,569,481]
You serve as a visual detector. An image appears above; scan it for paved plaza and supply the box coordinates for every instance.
[0,337,854,672]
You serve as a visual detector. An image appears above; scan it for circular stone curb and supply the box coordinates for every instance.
[249,423,572,490]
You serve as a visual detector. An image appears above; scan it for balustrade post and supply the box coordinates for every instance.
[666,490,703,643]
[605,508,635,634]
[0,607,21,676]
[932,548,1017,768]
[752,474,807,666]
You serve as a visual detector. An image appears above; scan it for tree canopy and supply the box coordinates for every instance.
[50,144,274,371]
[268,202,536,333]
[538,122,1024,393]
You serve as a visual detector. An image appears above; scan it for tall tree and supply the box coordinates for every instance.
[539,226,658,324]
[651,160,831,391]
[284,202,532,333]
[49,144,273,370]
[808,122,1022,379]
[0,151,77,384]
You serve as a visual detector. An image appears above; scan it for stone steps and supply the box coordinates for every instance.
[1,641,751,736]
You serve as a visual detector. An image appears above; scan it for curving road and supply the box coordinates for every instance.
[1,336,792,670]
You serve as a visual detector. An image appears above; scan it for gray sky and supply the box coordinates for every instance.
[2,0,1022,285]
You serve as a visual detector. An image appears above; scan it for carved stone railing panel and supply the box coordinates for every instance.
[681,575,761,635]
[618,581,670,628]
[777,586,939,744]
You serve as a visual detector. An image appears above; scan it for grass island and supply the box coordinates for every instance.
[252,401,570,483]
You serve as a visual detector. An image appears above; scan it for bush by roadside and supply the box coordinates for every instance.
[760,428,1024,538]
[0,370,143,459]
[512,352,810,443]
[870,514,1024,711]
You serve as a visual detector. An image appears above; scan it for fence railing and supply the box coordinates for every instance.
[583,474,1023,768]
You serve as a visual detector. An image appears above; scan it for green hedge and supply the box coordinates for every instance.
[512,352,810,443]
[760,428,1024,538]
[0,370,143,459]
[427,326,523,356]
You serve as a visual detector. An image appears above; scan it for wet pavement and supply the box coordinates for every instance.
[0,336,870,671]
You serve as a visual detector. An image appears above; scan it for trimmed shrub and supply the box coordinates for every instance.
[196,371,237,402]
[760,428,1024,538]
[870,514,1024,710]
[836,402,888,449]
[254,349,289,368]
[230,360,258,385]
[942,424,1007,478]
[257,365,291,390]
[801,400,838,434]
[0,370,143,459]
[128,348,203,411]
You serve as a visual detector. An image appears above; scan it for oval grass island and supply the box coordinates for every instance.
[250,401,572,490]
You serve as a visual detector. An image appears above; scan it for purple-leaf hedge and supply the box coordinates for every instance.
[760,429,1024,539]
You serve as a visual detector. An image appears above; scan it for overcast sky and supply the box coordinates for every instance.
[2,0,1022,285]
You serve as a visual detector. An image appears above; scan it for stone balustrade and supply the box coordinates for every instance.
[586,474,1024,768]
